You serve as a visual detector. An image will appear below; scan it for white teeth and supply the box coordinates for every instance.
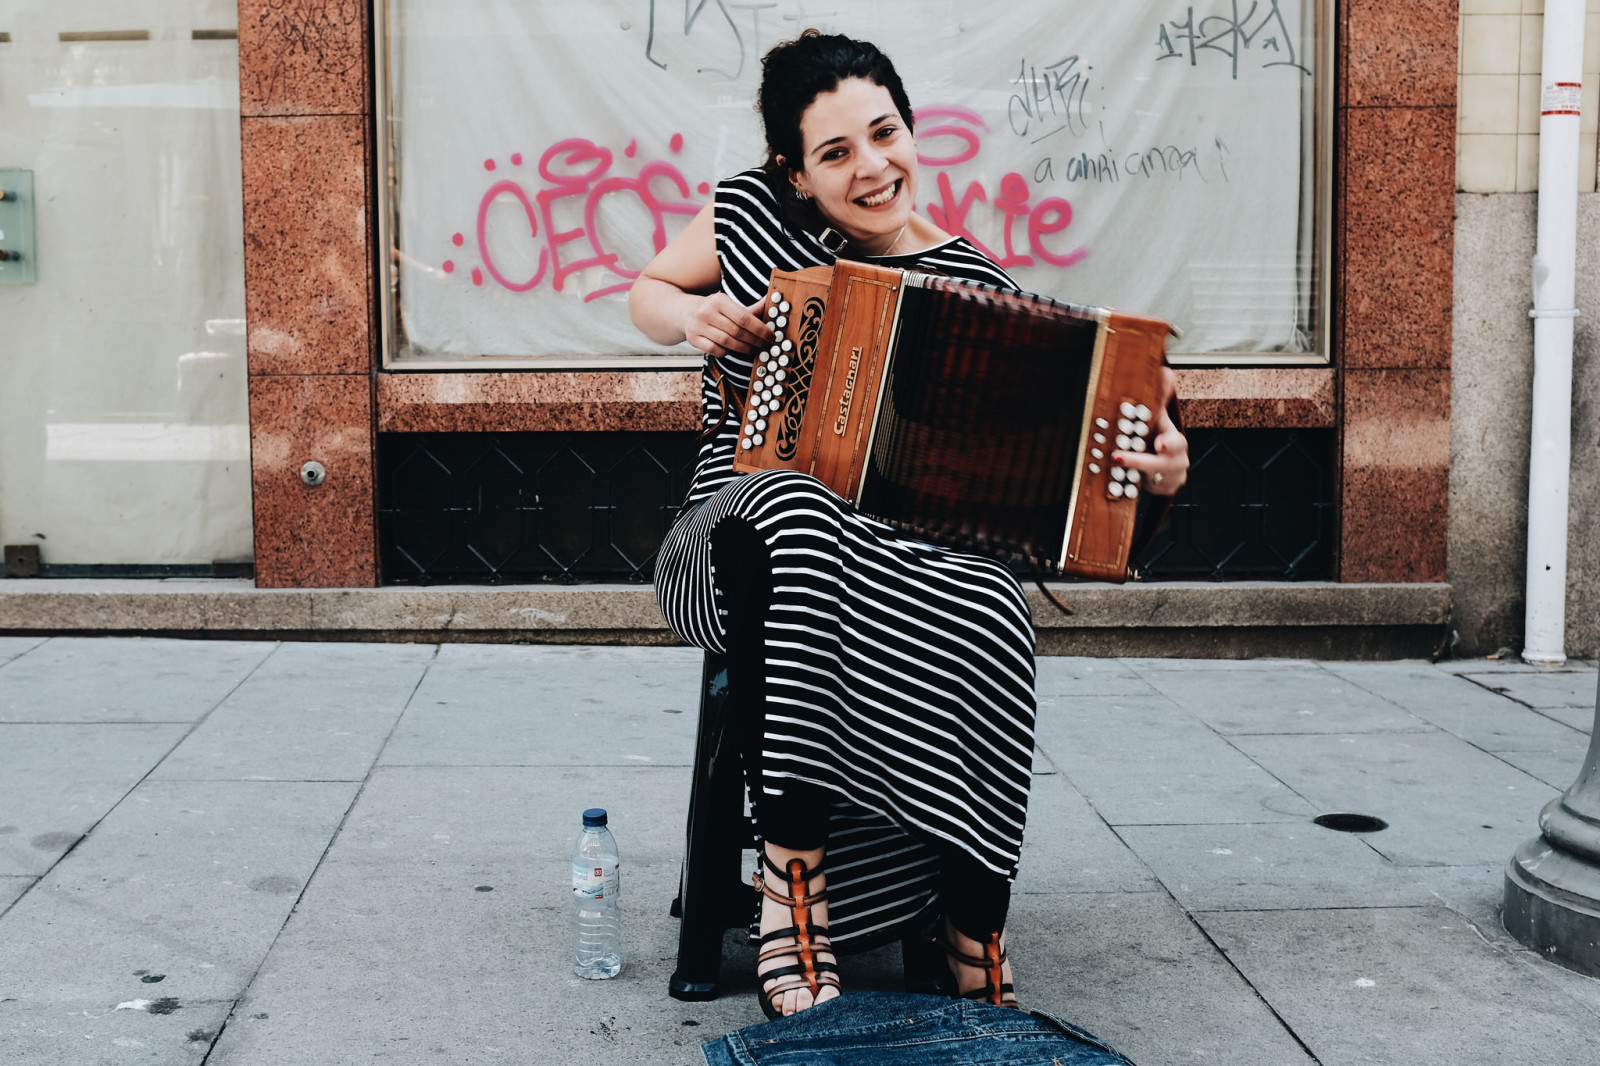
[858,182,897,207]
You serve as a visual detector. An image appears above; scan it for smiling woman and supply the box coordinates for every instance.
[629,30,1187,1023]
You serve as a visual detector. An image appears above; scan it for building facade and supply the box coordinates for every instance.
[0,1,1596,657]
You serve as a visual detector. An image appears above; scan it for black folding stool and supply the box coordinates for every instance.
[667,653,947,1000]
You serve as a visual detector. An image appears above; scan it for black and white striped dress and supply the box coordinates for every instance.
[654,169,1037,948]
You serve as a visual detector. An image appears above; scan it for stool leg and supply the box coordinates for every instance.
[670,656,746,1001]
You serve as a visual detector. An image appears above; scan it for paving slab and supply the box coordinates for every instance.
[0,780,357,1008]
[1491,744,1590,790]
[1198,906,1600,1065]
[1116,821,1435,912]
[1132,660,1430,734]
[1,874,34,910]
[1460,669,1600,712]
[1034,657,1156,698]
[1320,660,1583,746]
[0,997,233,1066]
[1407,862,1600,1017]
[203,764,753,1066]
[1012,769,1161,895]
[381,644,703,767]
[1012,891,1316,1065]
[0,723,188,875]
[0,635,44,664]
[1034,695,1317,825]
[0,637,275,723]
[150,642,436,781]
[1229,731,1561,866]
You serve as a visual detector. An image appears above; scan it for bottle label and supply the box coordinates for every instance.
[572,861,621,901]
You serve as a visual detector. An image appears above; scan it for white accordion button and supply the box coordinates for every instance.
[747,408,758,422]
[744,424,755,436]
[1117,418,1134,434]
[751,433,764,446]
[1131,437,1147,452]
[771,383,784,396]
[1116,434,1131,450]
[774,369,787,381]
[1125,484,1139,500]
[756,418,767,431]
[1093,432,1107,445]
[771,345,782,358]
[774,331,785,343]
[776,316,787,328]
[741,438,753,450]
[768,304,781,319]
[779,301,791,313]
[1108,482,1124,498]
[1127,470,1141,484]
[781,339,793,352]
[1088,463,1101,474]
[1111,466,1126,482]
[759,350,771,362]
[1135,404,1151,421]
[1120,401,1136,418]
[777,354,790,367]
[1090,448,1103,460]
[1095,417,1110,429]
[1134,421,1149,437]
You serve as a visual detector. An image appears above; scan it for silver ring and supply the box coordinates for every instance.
[1153,472,1164,485]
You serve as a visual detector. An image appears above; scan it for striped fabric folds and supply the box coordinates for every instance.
[654,169,1038,948]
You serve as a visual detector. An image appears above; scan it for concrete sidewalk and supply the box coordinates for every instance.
[0,637,1596,1064]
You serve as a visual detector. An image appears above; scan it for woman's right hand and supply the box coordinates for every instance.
[681,293,773,357]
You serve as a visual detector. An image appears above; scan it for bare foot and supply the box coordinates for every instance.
[756,843,841,1017]
[941,918,1017,1006]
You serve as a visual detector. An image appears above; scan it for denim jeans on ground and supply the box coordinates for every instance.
[701,992,1135,1065]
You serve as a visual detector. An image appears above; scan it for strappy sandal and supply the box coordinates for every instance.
[932,928,1019,1008]
[752,849,841,1020]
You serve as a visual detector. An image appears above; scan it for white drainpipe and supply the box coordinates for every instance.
[1523,0,1587,665]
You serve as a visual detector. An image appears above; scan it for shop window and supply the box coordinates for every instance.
[378,0,1330,369]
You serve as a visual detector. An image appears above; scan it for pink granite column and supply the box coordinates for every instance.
[238,1,377,588]
[1336,0,1458,582]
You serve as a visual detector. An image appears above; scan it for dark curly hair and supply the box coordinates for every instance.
[757,30,915,174]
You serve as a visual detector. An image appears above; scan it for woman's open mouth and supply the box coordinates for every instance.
[854,179,901,208]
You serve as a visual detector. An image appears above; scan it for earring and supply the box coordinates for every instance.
[793,187,810,201]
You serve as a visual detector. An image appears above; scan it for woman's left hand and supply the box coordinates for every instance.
[1111,366,1188,496]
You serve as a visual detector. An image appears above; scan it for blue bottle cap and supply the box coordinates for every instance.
[582,808,608,827]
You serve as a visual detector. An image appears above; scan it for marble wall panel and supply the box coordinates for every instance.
[242,115,373,377]
[1340,370,1452,583]
[238,0,370,117]
[1172,369,1337,428]
[1339,106,1457,371]
[375,372,701,432]
[1343,0,1460,109]
[248,376,376,589]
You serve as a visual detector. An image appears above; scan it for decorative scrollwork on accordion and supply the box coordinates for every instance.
[775,296,826,461]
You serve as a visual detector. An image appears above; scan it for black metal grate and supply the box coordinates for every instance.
[377,431,699,585]
[1132,428,1335,580]
[377,428,1334,585]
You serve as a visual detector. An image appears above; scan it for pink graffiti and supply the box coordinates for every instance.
[471,136,701,302]
[449,109,1088,300]
[914,106,1087,270]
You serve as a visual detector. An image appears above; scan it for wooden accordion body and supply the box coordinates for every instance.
[730,260,1171,581]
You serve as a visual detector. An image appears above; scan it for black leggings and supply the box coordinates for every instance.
[709,516,1011,940]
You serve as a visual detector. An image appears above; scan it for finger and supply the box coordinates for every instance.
[721,315,771,353]
[1157,365,1177,409]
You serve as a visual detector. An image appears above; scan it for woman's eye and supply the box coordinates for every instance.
[822,149,846,162]
[875,126,897,140]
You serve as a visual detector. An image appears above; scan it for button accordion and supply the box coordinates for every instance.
[729,260,1172,582]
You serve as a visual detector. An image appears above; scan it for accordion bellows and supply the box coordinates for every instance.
[731,260,1171,581]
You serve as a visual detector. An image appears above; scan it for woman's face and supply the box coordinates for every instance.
[790,77,918,252]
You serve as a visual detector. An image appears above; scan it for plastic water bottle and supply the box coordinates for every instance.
[571,807,622,979]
